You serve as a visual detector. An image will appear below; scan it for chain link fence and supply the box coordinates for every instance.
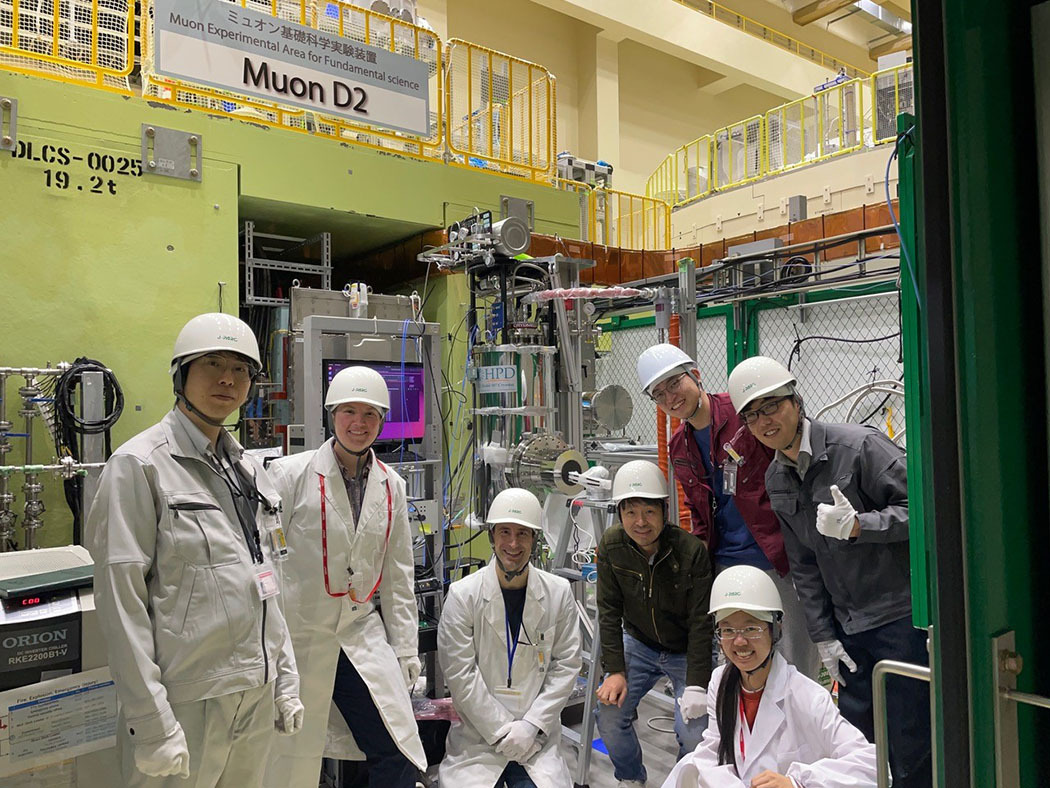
[592,309,729,445]
[696,310,730,393]
[754,291,905,444]
[593,290,903,447]
[594,321,660,443]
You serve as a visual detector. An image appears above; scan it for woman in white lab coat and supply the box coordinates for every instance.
[662,566,876,788]
[262,367,427,788]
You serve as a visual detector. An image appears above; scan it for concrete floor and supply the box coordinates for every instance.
[560,690,683,788]
[418,687,685,788]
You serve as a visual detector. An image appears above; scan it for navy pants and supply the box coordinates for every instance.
[497,762,537,787]
[331,651,418,788]
[838,617,932,788]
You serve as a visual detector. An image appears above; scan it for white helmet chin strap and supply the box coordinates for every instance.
[329,409,386,460]
[176,390,229,428]
[489,527,538,582]
[744,617,781,677]
[685,372,703,421]
[495,554,530,582]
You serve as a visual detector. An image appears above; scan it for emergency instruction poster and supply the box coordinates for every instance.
[0,667,117,777]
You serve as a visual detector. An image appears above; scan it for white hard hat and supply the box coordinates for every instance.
[170,313,261,374]
[636,344,696,395]
[611,460,668,504]
[727,356,797,414]
[709,565,784,623]
[486,488,543,531]
[325,366,390,415]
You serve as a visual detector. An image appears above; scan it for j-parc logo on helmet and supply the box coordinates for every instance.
[629,481,643,489]
[725,590,742,598]
[352,386,368,392]
[218,334,239,342]
[509,506,523,514]
[742,382,757,394]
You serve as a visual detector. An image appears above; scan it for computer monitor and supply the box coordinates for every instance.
[322,359,427,443]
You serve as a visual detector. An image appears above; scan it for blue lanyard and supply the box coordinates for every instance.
[505,613,519,688]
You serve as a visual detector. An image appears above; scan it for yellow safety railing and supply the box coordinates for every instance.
[671,0,869,79]
[140,0,443,159]
[871,63,914,145]
[644,135,715,207]
[765,77,864,176]
[647,65,912,208]
[445,38,556,181]
[556,179,673,250]
[0,0,135,93]
[713,115,763,191]
[591,187,672,250]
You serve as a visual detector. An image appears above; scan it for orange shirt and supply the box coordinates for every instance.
[741,686,764,730]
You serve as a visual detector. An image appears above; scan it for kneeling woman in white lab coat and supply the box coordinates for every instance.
[662,565,876,788]
[262,367,427,788]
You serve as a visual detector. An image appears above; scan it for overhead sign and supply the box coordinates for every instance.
[152,0,430,135]
[476,365,518,394]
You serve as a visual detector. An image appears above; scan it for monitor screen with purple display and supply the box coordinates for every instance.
[322,359,426,442]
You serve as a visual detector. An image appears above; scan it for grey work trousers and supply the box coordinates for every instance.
[118,683,276,788]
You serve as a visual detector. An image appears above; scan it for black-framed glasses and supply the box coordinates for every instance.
[650,373,689,403]
[716,625,768,641]
[741,396,791,426]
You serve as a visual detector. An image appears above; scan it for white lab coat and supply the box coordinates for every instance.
[661,653,876,788]
[438,560,582,788]
[262,442,427,788]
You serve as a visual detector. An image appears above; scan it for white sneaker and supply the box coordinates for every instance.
[616,781,646,787]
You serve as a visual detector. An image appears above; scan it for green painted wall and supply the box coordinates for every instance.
[933,1,1050,784]
[0,96,240,547]
[0,69,580,548]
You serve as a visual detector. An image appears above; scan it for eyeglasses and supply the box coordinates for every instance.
[740,396,791,426]
[197,354,256,383]
[650,373,689,403]
[716,625,768,641]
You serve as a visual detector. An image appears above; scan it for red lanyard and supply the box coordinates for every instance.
[738,693,747,765]
[319,458,393,604]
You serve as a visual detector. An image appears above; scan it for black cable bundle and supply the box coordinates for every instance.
[53,357,124,545]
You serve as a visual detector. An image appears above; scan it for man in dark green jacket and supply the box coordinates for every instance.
[594,460,714,787]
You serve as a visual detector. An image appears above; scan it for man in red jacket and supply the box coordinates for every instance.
[637,344,818,676]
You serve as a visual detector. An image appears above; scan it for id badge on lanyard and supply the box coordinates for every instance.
[722,443,745,496]
[254,563,280,600]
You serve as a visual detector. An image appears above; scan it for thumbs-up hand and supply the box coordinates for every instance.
[816,484,859,540]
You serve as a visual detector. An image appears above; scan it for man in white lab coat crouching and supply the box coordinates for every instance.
[438,488,582,788]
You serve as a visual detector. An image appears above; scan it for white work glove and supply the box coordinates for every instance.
[399,655,422,690]
[133,723,190,778]
[678,685,708,723]
[495,719,542,763]
[816,639,859,686]
[815,485,858,540]
[275,694,305,735]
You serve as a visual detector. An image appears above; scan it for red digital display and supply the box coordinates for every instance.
[1,591,57,614]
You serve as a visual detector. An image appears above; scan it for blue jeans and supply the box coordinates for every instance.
[497,762,537,787]
[331,651,419,788]
[594,632,708,783]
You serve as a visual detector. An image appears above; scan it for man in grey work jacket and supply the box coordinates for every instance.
[88,313,302,787]
[727,355,930,788]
